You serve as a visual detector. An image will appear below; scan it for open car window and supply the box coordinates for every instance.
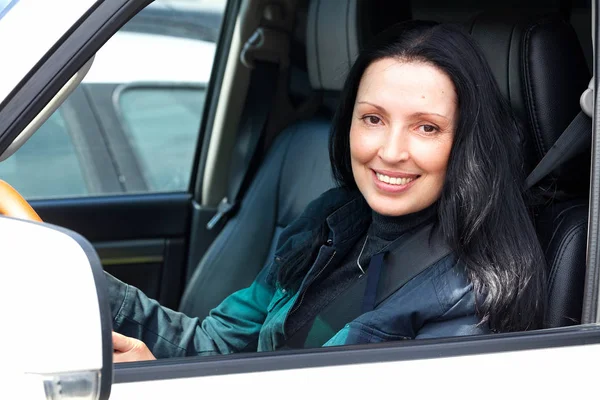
[1,0,600,397]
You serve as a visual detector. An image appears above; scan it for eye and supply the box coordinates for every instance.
[361,115,383,126]
[418,124,439,134]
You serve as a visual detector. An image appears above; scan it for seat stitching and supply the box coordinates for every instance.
[547,220,587,294]
[522,21,547,158]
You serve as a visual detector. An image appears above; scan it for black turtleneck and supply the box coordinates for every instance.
[284,203,438,348]
[359,203,438,267]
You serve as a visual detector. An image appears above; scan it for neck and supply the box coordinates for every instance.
[369,204,437,241]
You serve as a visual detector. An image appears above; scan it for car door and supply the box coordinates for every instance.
[2,0,600,399]
[0,0,230,311]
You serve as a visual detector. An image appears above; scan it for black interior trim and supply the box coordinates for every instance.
[31,192,192,242]
[94,239,165,265]
[114,324,600,383]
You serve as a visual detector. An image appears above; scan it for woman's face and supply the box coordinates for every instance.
[350,58,457,217]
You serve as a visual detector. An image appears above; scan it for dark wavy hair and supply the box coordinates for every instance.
[326,21,546,332]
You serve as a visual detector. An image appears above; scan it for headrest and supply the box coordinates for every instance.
[306,0,411,91]
[468,13,591,192]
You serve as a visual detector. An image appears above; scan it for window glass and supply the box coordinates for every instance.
[0,112,88,199]
[118,86,206,191]
[0,0,227,199]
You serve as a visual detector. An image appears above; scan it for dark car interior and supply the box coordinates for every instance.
[29,0,594,335]
[177,0,593,331]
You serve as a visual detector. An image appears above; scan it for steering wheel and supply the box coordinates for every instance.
[0,180,42,222]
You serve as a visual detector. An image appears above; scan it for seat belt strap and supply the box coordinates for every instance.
[361,252,385,314]
[525,111,592,189]
[206,61,278,230]
[207,26,289,230]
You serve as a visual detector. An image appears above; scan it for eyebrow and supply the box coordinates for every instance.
[356,101,450,120]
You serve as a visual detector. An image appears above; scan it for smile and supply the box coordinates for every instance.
[375,172,418,186]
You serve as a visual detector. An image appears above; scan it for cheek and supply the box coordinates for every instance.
[349,124,366,162]
[350,124,379,163]
[412,137,453,176]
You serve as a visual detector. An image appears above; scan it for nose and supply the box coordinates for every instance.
[377,127,410,163]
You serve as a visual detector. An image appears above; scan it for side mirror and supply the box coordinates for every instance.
[0,216,112,399]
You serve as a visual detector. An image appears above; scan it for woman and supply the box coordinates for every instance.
[109,21,546,362]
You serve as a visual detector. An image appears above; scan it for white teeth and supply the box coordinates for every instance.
[376,173,415,186]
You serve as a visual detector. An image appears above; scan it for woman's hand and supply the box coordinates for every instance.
[112,331,156,363]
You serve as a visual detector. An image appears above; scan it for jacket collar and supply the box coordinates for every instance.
[325,190,371,248]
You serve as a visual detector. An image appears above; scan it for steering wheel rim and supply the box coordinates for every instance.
[0,180,42,222]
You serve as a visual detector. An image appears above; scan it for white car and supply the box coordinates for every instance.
[1,0,599,399]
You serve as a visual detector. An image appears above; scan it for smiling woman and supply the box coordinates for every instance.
[350,60,456,217]
[105,20,546,361]
[329,21,546,333]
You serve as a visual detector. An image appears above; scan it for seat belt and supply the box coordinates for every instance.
[285,223,452,348]
[525,80,594,189]
[207,27,290,230]
[525,111,592,189]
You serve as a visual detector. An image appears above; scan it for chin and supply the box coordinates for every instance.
[368,200,412,217]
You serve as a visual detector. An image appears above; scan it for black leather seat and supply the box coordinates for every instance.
[468,13,591,327]
[181,4,591,329]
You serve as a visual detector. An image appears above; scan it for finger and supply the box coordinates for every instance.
[112,331,134,353]
[113,350,137,363]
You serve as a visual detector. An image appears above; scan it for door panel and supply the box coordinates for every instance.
[110,327,600,398]
[96,239,166,302]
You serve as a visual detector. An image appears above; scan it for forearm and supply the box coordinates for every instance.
[105,271,272,358]
[106,272,239,358]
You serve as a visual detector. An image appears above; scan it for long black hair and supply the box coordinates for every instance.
[327,21,546,332]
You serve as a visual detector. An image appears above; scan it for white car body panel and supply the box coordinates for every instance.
[111,341,600,399]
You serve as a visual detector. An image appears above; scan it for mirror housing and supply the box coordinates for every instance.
[0,216,112,399]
